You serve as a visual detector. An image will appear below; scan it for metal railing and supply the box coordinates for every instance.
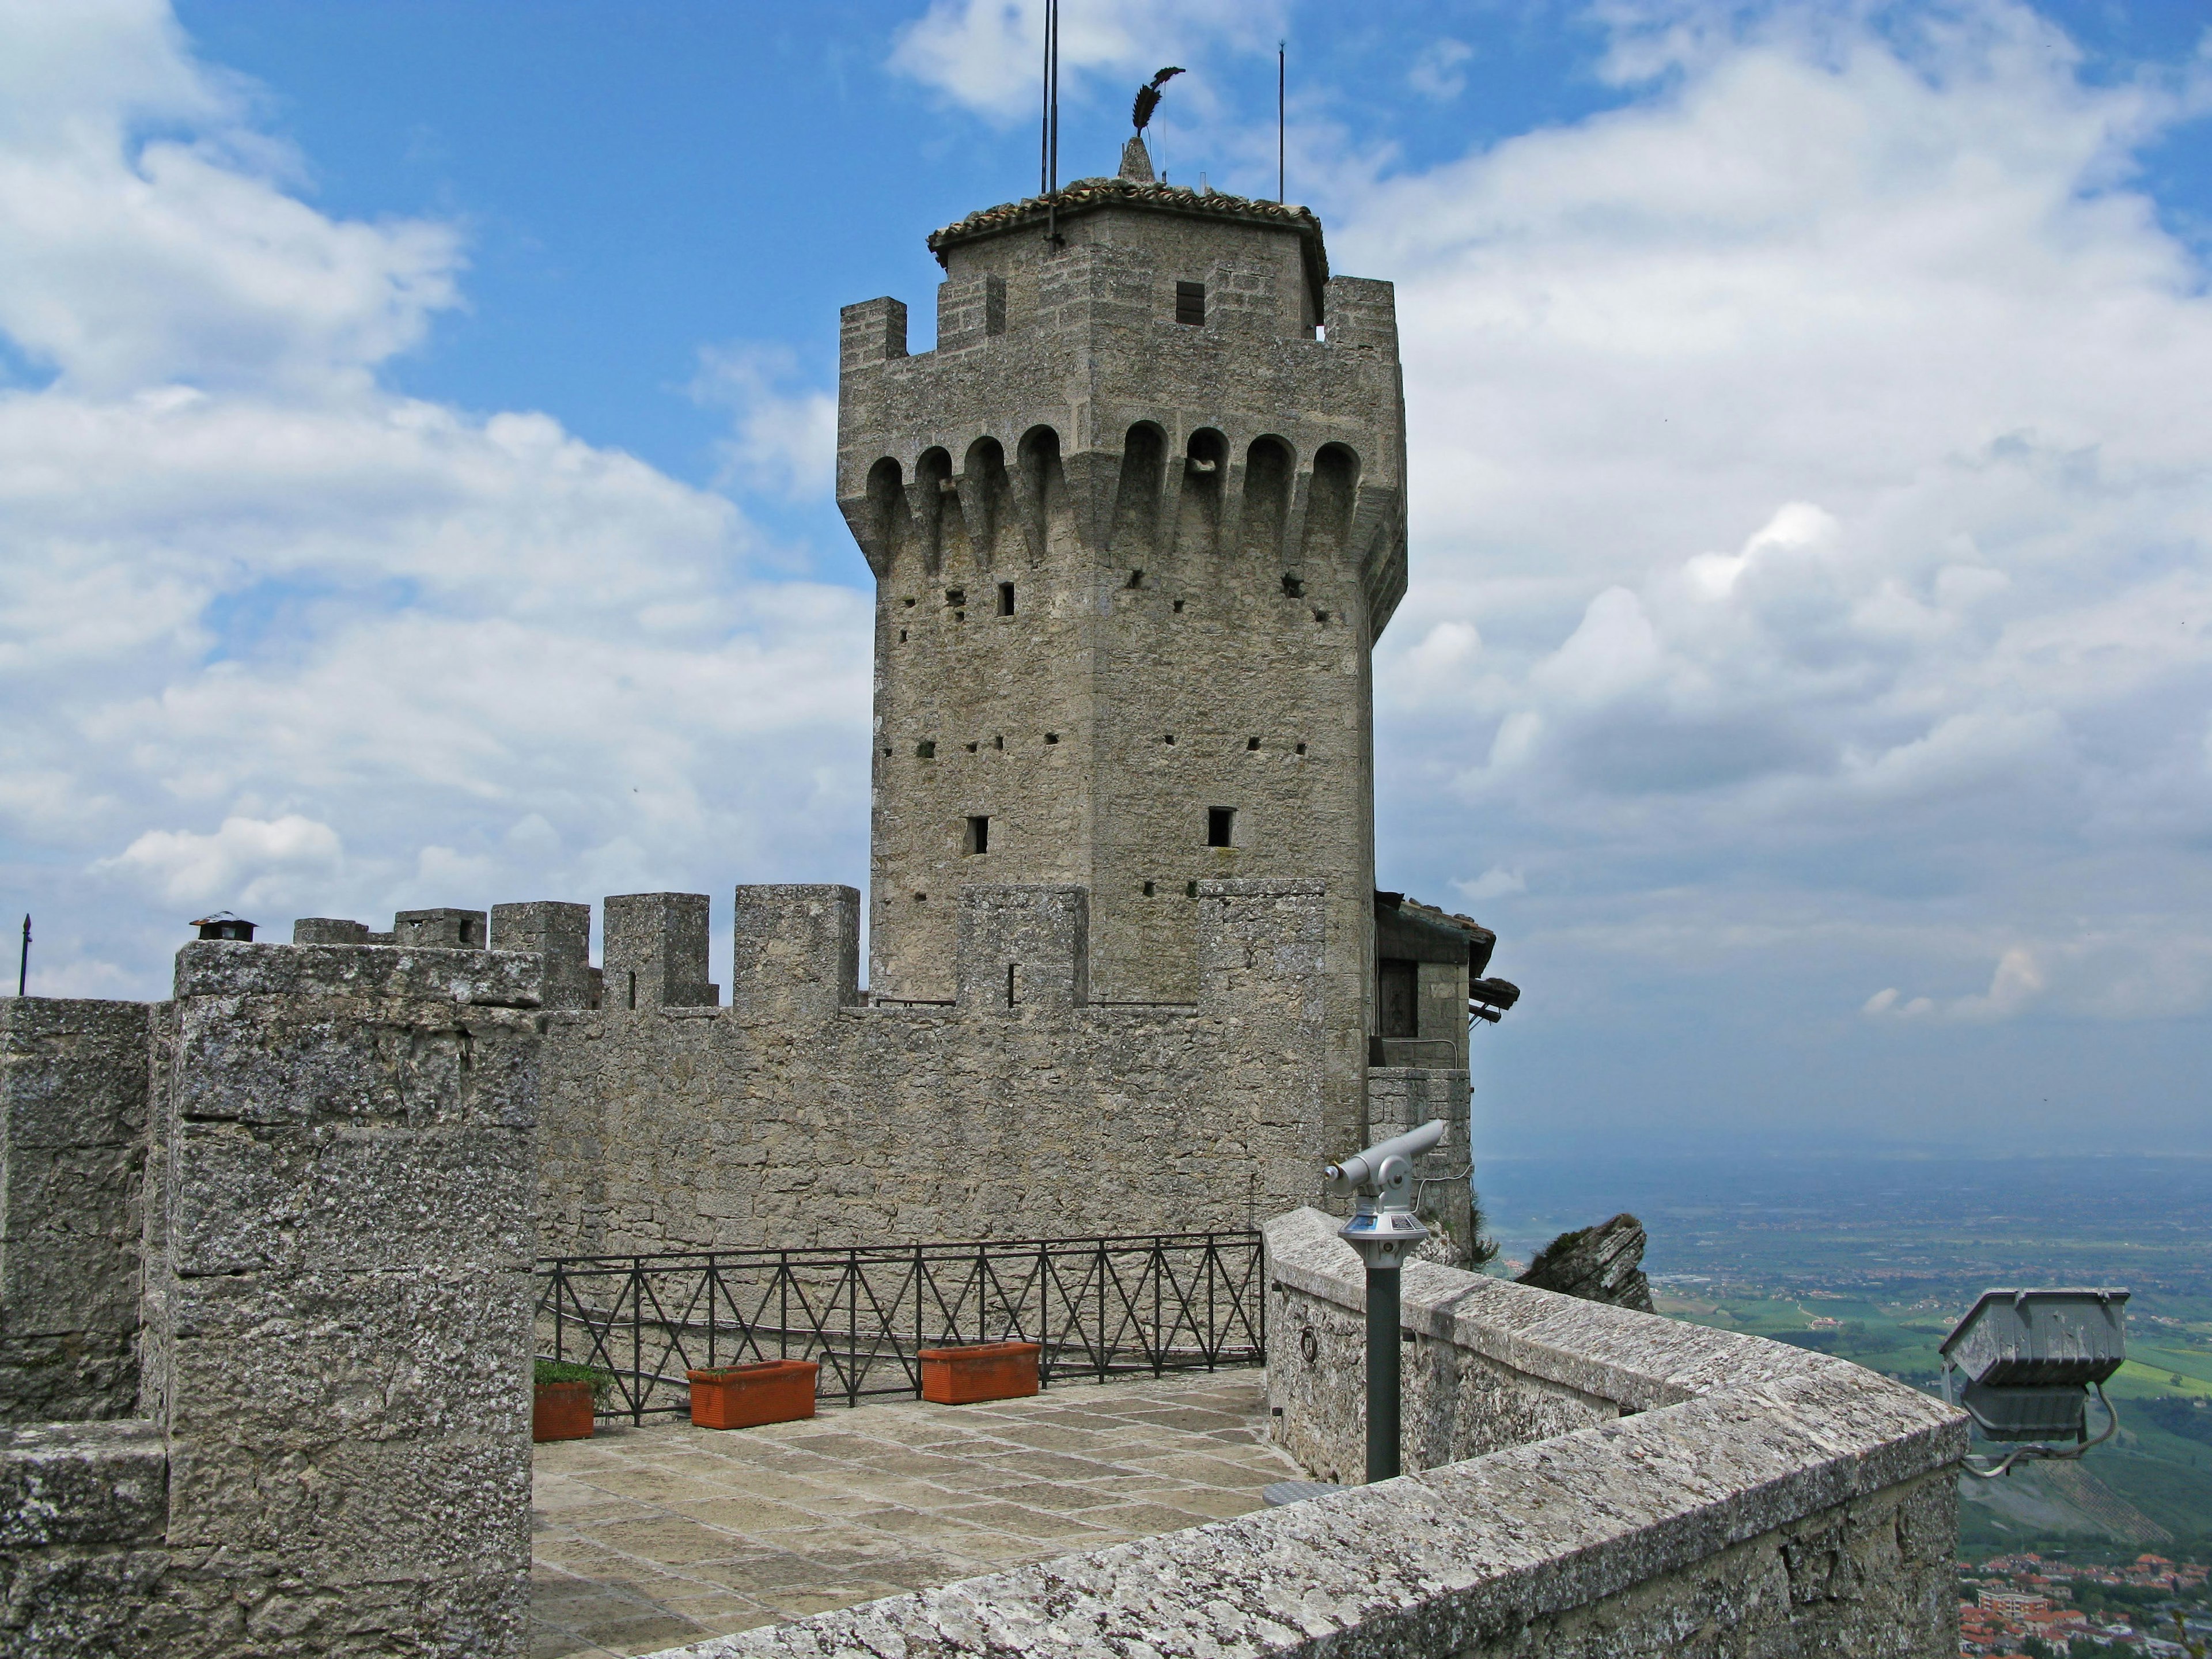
[536,1231,1266,1423]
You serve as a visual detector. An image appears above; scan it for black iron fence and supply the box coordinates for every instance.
[535,1232,1266,1423]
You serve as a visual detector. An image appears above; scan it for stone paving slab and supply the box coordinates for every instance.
[529,1368,1293,1659]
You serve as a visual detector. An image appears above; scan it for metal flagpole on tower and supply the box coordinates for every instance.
[16,914,26,997]
[1278,42,1286,203]
[1046,0,1061,247]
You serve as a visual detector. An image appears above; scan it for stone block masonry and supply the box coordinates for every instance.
[0,998,150,1424]
[537,880,1328,1256]
[140,940,543,1656]
[0,941,547,1658]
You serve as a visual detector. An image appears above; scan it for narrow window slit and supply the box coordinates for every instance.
[966,815,990,855]
[1207,807,1235,848]
[1176,281,1206,326]
[998,582,1015,616]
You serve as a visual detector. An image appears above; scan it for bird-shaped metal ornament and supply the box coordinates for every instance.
[1132,66,1184,134]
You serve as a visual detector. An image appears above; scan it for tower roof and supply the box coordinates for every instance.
[927,178,1330,314]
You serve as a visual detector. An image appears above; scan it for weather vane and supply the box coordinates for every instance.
[1132,65,1183,135]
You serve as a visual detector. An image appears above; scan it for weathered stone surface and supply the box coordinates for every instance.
[392,908,487,949]
[0,1420,165,1548]
[0,998,150,1423]
[539,880,1328,1253]
[172,940,542,1008]
[0,1421,168,1659]
[604,892,717,1010]
[1516,1210,1654,1310]
[133,940,539,1656]
[489,902,593,1012]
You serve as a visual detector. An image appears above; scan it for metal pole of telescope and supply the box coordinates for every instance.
[1365,1245,1402,1482]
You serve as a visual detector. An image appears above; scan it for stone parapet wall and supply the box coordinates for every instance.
[538,881,1328,1254]
[0,1419,168,1657]
[0,998,150,1423]
[143,940,543,1656]
[637,1210,1962,1659]
[0,941,547,1658]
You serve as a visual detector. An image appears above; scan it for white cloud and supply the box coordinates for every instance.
[0,3,871,994]
[1355,0,2212,1048]
[691,344,837,501]
[97,813,342,907]
[888,0,1286,123]
[1456,867,1526,903]
[1408,39,1474,103]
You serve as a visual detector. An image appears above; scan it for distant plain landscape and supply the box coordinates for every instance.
[1478,1152,2212,1555]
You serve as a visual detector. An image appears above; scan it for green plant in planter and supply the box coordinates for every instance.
[534,1358,615,1403]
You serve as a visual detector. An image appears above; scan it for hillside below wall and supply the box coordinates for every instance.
[537,881,1332,1255]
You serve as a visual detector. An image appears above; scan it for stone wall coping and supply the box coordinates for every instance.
[642,1211,1964,1659]
[172,939,544,1007]
[1266,1206,1843,1412]
[0,1419,167,1548]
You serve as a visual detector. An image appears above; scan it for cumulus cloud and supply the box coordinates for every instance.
[0,2,870,995]
[1408,39,1475,103]
[97,813,342,907]
[888,0,1286,123]
[1357,0,2212,1069]
[691,344,838,501]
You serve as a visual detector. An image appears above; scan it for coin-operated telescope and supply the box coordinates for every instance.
[1324,1119,1446,1483]
[1940,1287,2128,1478]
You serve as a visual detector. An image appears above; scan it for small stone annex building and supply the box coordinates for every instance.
[0,149,1963,1659]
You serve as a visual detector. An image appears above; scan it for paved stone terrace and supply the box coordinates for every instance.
[529,1368,1298,1659]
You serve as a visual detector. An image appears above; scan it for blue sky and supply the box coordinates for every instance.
[2,0,2209,1158]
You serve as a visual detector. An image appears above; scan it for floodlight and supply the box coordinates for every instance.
[1939,1287,2128,1478]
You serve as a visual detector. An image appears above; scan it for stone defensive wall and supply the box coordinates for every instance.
[1,944,541,1656]
[539,880,1334,1255]
[639,1207,1963,1659]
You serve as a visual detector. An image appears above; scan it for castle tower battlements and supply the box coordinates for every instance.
[839,175,1407,1155]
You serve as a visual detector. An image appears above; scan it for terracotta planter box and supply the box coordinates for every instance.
[687,1359,819,1430]
[919,1340,1040,1405]
[533,1380,596,1442]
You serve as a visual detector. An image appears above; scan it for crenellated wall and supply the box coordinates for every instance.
[535,879,1331,1257]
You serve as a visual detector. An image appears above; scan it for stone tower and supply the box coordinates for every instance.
[838,164,1407,1156]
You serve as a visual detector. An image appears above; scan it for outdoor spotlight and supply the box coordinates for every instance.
[1939,1287,2128,1478]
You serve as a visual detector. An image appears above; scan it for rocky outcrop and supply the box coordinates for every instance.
[1516,1213,1654,1311]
